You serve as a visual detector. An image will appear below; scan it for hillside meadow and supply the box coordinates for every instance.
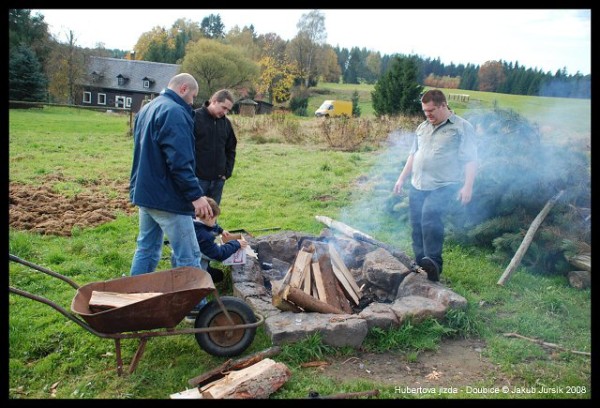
[8,86,591,399]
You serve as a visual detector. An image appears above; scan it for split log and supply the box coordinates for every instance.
[199,358,291,399]
[302,262,312,295]
[284,286,345,314]
[88,291,162,312]
[311,262,327,303]
[328,244,362,301]
[333,278,353,314]
[289,247,314,289]
[188,346,282,387]
[497,190,565,286]
[272,266,303,312]
[314,242,352,312]
[315,215,418,272]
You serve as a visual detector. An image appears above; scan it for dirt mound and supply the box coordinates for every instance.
[9,177,135,236]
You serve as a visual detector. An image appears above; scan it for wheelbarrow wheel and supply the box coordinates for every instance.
[194,296,257,357]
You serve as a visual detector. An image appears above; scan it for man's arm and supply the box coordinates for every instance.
[458,161,477,204]
[223,120,237,179]
[393,154,414,195]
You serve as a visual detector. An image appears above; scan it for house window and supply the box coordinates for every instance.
[126,97,132,108]
[83,92,91,104]
[143,80,150,88]
[98,94,106,105]
[118,77,125,86]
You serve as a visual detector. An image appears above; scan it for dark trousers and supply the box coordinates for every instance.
[198,178,226,205]
[409,184,459,274]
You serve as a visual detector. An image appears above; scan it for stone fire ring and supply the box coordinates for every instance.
[231,231,467,348]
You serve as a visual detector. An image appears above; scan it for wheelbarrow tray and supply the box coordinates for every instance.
[71,267,214,334]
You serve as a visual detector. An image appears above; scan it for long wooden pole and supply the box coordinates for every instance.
[497,190,564,286]
[315,215,419,272]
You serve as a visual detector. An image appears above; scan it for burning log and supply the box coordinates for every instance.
[272,240,358,314]
[289,245,314,289]
[272,266,303,312]
[328,244,362,304]
[311,261,327,303]
[315,215,420,273]
[284,286,345,314]
[314,242,351,312]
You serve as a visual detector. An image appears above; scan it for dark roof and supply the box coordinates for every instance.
[238,98,258,105]
[83,56,181,93]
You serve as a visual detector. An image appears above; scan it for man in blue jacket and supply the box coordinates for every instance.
[129,73,213,275]
[193,89,237,205]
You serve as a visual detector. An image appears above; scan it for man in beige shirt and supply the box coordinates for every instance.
[393,89,477,281]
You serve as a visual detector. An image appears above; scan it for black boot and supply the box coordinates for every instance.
[206,265,224,283]
[419,257,440,282]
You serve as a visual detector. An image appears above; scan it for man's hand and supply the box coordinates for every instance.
[457,185,473,205]
[393,178,405,195]
[193,196,213,218]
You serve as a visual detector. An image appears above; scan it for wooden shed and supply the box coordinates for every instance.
[255,100,274,115]
[238,98,258,117]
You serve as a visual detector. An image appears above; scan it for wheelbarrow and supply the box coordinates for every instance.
[9,254,264,376]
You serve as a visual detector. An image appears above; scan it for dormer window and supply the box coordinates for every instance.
[117,74,129,86]
[91,71,104,82]
[142,76,155,89]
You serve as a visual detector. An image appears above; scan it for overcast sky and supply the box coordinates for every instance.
[35,8,591,76]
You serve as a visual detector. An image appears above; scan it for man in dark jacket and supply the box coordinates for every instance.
[193,89,237,205]
[129,73,213,275]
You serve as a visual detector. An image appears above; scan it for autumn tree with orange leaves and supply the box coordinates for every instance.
[478,60,506,92]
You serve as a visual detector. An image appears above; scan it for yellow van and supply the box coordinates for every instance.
[314,100,352,118]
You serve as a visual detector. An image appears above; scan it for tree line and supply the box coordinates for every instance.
[9,9,590,107]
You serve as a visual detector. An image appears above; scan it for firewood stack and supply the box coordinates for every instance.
[272,240,362,314]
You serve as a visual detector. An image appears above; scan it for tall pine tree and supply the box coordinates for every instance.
[371,55,422,117]
[9,45,48,102]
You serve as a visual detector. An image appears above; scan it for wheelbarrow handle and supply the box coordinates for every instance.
[8,286,107,336]
[9,254,80,289]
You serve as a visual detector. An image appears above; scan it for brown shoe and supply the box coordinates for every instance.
[420,257,440,282]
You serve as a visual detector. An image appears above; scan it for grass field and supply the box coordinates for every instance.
[8,87,591,399]
[310,83,590,144]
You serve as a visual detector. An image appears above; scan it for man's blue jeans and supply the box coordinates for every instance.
[130,207,201,275]
[198,178,225,205]
[408,184,460,275]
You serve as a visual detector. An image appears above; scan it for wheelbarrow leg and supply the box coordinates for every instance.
[129,337,149,374]
[114,339,124,376]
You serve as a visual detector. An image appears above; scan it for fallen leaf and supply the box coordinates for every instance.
[425,370,441,380]
[50,381,60,397]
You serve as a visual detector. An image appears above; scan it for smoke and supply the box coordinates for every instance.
[335,129,415,252]
[332,106,590,273]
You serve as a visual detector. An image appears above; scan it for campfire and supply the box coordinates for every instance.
[272,240,362,315]
[230,216,468,349]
